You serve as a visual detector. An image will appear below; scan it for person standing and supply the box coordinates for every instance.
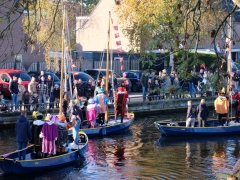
[196,99,209,127]
[141,72,149,102]
[115,87,129,123]
[15,111,32,160]
[38,76,48,109]
[95,88,108,125]
[233,70,240,92]
[214,88,229,126]
[28,77,37,96]
[186,100,196,127]
[9,75,19,112]
[18,78,25,111]
[46,75,54,109]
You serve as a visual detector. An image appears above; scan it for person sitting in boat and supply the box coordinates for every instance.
[95,87,108,126]
[30,111,44,158]
[115,87,129,123]
[186,100,196,127]
[39,114,58,158]
[232,92,240,123]
[56,114,70,155]
[214,88,229,126]
[196,99,209,127]
[86,98,98,128]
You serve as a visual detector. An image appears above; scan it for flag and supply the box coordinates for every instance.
[111,18,114,24]
[115,33,120,38]
[113,26,118,30]
[119,57,124,62]
[71,63,76,68]
[117,47,123,53]
[121,65,124,71]
[116,41,121,46]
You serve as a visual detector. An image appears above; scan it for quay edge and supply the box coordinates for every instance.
[0,97,216,126]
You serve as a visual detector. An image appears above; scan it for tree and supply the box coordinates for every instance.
[0,0,99,69]
[116,0,237,90]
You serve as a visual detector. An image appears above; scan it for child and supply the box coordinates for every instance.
[53,84,60,108]
[22,90,30,111]
[0,95,7,112]
[86,98,97,128]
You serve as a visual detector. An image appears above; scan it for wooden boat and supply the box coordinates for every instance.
[0,132,88,174]
[154,119,240,137]
[69,113,134,136]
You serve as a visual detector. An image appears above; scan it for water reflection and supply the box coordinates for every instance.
[2,115,240,179]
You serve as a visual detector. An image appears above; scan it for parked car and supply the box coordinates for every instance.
[0,69,31,97]
[71,71,94,83]
[84,69,132,90]
[122,70,142,92]
[27,71,61,86]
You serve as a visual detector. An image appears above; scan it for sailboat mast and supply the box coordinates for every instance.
[105,11,111,97]
[227,15,232,95]
[59,4,66,115]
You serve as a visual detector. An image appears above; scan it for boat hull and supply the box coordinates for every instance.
[71,113,135,136]
[0,132,88,174]
[156,124,240,137]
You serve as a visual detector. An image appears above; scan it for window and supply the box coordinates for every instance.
[1,74,10,82]
[86,70,96,77]
[74,73,93,82]
[10,73,31,81]
[126,72,135,78]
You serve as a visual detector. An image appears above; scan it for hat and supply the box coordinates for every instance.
[58,114,66,122]
[45,113,50,121]
[118,87,125,92]
[88,98,95,104]
[55,84,59,87]
[96,87,104,93]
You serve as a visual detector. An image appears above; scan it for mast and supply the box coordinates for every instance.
[59,3,66,115]
[105,11,111,120]
[227,14,232,95]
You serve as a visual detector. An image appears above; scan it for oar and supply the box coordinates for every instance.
[1,146,29,158]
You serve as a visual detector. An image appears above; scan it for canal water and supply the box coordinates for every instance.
[1,113,240,180]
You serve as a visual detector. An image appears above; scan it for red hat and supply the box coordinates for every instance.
[118,87,125,92]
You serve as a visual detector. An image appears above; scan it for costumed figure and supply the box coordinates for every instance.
[30,111,44,158]
[86,98,98,128]
[56,114,70,155]
[214,88,229,126]
[95,88,108,125]
[232,92,240,123]
[39,114,58,157]
[115,87,129,123]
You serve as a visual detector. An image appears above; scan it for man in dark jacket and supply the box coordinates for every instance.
[15,111,32,160]
[196,99,209,127]
[186,100,196,127]
[141,72,149,102]
[9,75,19,112]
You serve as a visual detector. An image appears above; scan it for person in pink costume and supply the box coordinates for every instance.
[95,88,108,125]
[86,98,98,128]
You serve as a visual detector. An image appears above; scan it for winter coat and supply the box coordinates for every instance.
[196,102,209,120]
[186,105,196,119]
[214,96,229,114]
[18,84,25,101]
[28,81,37,95]
[15,115,32,143]
[9,80,19,94]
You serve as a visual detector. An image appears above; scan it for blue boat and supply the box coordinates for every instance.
[0,132,88,174]
[155,119,240,137]
[71,113,135,136]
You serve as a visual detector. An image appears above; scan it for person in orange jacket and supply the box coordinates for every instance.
[214,88,229,126]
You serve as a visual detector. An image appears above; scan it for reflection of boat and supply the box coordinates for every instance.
[70,113,134,136]
[155,119,240,137]
[0,132,88,174]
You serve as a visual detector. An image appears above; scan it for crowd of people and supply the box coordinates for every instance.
[142,67,219,102]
